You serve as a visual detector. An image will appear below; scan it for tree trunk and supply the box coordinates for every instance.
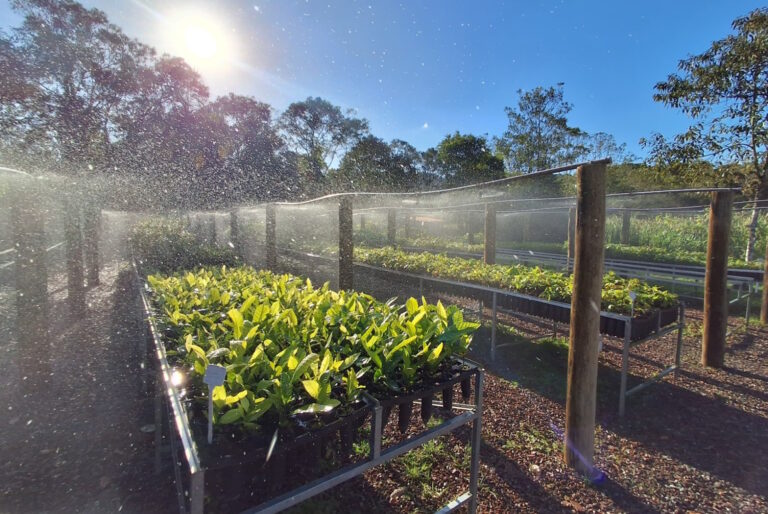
[744,198,760,263]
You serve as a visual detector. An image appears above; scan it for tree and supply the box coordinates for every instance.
[644,8,768,261]
[278,97,369,181]
[185,94,293,204]
[498,84,589,173]
[428,132,505,186]
[331,136,421,192]
[585,132,635,163]
[1,0,153,167]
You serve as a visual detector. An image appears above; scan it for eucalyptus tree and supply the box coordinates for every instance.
[278,97,369,182]
[497,84,589,173]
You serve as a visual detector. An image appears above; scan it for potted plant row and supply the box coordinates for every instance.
[144,266,480,504]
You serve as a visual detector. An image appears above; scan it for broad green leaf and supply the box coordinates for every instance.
[228,308,244,339]
[292,399,340,415]
[219,408,242,424]
[302,379,320,400]
[405,297,419,315]
[427,342,444,366]
[225,390,248,405]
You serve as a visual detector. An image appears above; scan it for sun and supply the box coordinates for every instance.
[184,24,218,60]
[164,9,235,72]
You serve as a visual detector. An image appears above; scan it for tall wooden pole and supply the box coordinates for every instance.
[761,238,768,325]
[83,204,100,287]
[209,215,217,246]
[564,161,606,476]
[12,184,48,345]
[702,191,733,367]
[65,198,86,316]
[229,209,241,260]
[567,207,576,270]
[265,204,276,269]
[620,210,631,245]
[484,203,496,265]
[387,209,396,246]
[339,197,354,290]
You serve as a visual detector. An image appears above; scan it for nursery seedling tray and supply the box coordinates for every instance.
[356,263,678,341]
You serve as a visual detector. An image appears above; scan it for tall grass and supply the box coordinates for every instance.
[605,212,768,260]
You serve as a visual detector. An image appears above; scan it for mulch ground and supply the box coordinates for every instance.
[1,256,766,513]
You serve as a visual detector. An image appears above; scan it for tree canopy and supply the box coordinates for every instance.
[644,7,768,259]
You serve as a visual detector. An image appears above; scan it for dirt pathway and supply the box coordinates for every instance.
[0,264,174,514]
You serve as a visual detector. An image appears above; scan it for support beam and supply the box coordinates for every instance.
[229,209,241,260]
[518,213,530,243]
[65,198,86,316]
[209,215,217,246]
[265,204,276,269]
[83,204,101,287]
[762,239,768,325]
[404,214,413,239]
[339,197,354,290]
[567,207,576,270]
[483,203,496,265]
[564,161,606,476]
[702,191,733,368]
[12,184,48,345]
[387,209,396,246]
[620,210,631,245]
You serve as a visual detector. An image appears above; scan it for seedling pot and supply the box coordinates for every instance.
[398,401,413,433]
[460,377,471,401]
[420,394,433,424]
[441,386,453,411]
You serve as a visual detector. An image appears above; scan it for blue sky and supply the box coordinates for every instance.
[1,0,764,157]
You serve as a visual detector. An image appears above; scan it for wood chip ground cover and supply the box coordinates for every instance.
[2,262,766,513]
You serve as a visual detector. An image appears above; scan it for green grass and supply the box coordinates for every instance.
[503,423,562,455]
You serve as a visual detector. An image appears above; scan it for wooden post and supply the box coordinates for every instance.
[83,204,100,287]
[567,207,576,270]
[621,210,631,245]
[339,197,354,290]
[564,161,606,476]
[229,209,241,260]
[404,214,413,238]
[702,191,733,367]
[265,204,276,269]
[65,198,86,316]
[12,184,48,345]
[521,213,530,243]
[484,203,496,265]
[761,239,768,325]
[209,215,217,246]
[387,209,396,246]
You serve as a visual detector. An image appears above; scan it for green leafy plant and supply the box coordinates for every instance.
[147,266,478,432]
[130,218,238,274]
[354,247,678,315]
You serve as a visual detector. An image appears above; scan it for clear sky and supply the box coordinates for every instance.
[1,0,764,157]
